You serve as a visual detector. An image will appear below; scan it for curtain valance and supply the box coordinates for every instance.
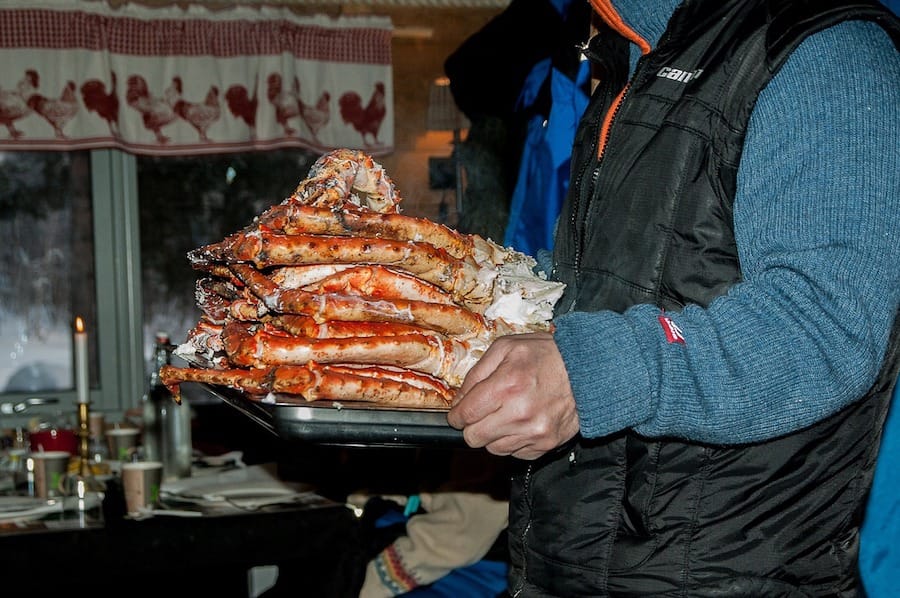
[0,1,394,156]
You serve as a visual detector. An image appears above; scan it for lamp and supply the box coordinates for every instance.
[426,77,469,223]
[426,77,469,131]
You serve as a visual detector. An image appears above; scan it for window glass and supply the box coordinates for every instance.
[0,151,96,394]
[137,149,318,362]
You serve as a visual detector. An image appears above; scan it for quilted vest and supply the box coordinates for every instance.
[507,1,900,596]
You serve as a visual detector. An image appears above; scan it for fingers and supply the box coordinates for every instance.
[446,336,517,429]
[446,370,502,429]
[447,332,580,460]
[461,399,569,459]
[451,336,509,405]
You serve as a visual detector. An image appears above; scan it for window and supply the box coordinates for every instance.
[0,147,317,422]
[0,151,96,396]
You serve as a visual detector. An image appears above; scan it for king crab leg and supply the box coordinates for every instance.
[210,262,453,307]
[267,264,354,288]
[257,204,485,260]
[221,321,484,387]
[290,265,457,306]
[159,361,453,409]
[178,317,229,368]
[229,264,489,337]
[198,231,494,308]
[268,315,447,340]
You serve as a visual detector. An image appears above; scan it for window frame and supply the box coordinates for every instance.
[91,149,145,413]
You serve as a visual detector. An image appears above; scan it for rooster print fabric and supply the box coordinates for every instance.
[0,2,393,156]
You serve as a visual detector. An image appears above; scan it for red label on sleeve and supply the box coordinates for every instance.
[658,315,685,344]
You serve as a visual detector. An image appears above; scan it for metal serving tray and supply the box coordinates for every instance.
[183,380,465,448]
[273,403,464,448]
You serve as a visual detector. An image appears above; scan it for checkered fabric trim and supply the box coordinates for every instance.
[0,8,392,64]
[0,3,394,155]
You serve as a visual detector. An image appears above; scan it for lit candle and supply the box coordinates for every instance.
[74,316,89,404]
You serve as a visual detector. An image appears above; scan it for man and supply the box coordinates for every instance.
[448,0,900,595]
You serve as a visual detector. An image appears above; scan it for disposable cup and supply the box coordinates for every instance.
[89,412,106,439]
[106,427,140,462]
[29,451,72,498]
[121,461,163,514]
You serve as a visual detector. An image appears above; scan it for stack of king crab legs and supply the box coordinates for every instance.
[159,149,565,410]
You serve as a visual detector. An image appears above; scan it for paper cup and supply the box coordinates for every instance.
[89,412,106,439]
[122,461,163,514]
[106,427,140,462]
[29,451,72,498]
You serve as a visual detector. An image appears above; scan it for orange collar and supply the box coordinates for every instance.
[588,0,652,158]
[588,0,652,55]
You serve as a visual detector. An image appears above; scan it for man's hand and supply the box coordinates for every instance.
[447,332,579,460]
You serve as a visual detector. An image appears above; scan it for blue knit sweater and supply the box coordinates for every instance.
[554,0,900,444]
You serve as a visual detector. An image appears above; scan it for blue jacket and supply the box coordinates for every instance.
[860,381,900,597]
[503,61,589,256]
[502,0,591,257]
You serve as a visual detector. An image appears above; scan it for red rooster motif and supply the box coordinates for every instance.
[299,90,331,143]
[0,69,383,146]
[338,82,386,147]
[266,72,302,136]
[126,74,180,144]
[27,81,79,139]
[0,69,39,139]
[226,76,258,139]
[80,72,119,136]
[170,76,221,142]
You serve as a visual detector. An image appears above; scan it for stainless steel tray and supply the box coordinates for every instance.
[179,374,464,448]
[273,403,464,448]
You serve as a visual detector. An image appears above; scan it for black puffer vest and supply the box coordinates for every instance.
[507,1,900,596]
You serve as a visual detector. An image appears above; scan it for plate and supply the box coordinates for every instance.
[161,464,319,510]
[0,493,102,523]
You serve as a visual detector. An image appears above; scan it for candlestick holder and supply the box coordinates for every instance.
[72,402,104,493]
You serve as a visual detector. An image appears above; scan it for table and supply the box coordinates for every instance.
[0,400,480,596]
[0,480,367,596]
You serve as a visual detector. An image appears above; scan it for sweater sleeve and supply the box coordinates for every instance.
[358,493,508,598]
[555,20,900,444]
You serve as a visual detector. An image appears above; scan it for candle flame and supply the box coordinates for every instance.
[75,316,85,333]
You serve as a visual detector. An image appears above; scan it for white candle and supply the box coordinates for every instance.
[74,316,89,404]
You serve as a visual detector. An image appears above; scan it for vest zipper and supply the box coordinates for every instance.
[572,27,665,274]
[570,111,603,276]
[573,80,630,274]
[512,463,534,597]
[572,1,651,274]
